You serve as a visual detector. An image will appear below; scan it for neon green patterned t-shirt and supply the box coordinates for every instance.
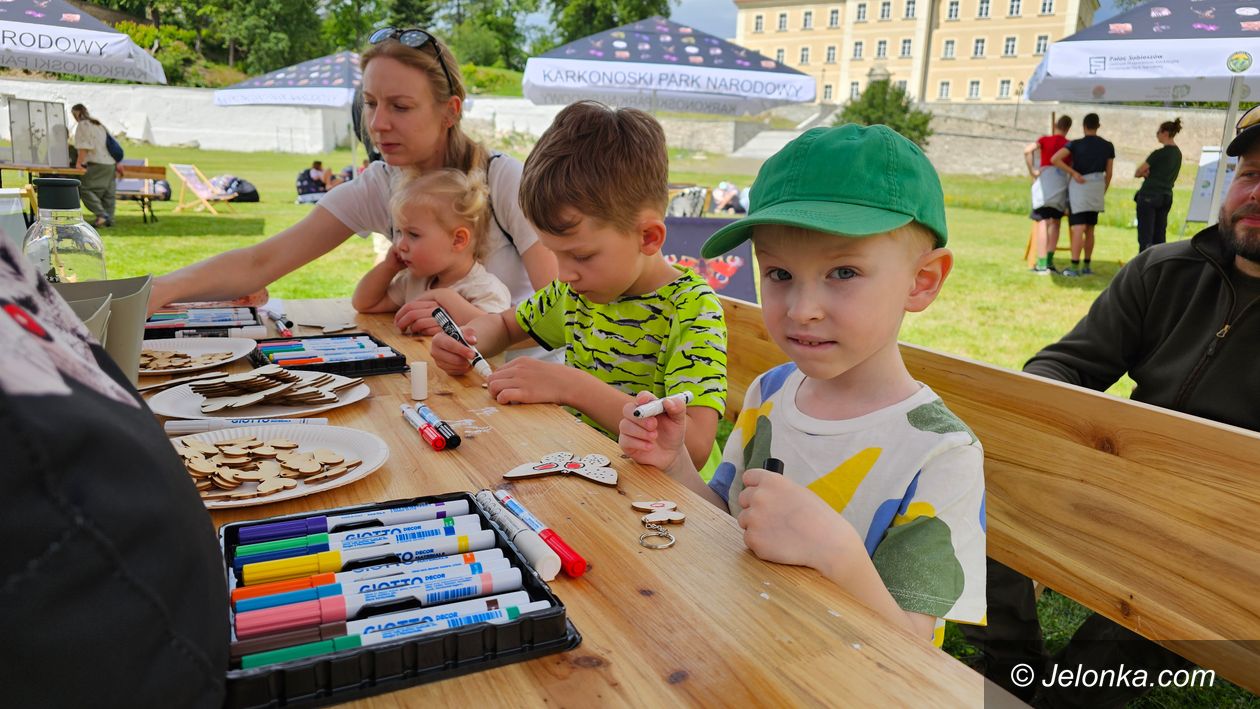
[710,363,987,646]
[515,266,728,435]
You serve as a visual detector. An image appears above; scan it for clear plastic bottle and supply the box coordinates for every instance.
[22,177,106,284]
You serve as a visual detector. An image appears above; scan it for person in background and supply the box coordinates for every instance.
[1052,113,1115,277]
[1024,115,1072,274]
[962,105,1260,707]
[1133,118,1184,252]
[70,104,116,228]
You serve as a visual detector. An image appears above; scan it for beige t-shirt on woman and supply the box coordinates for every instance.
[74,121,115,166]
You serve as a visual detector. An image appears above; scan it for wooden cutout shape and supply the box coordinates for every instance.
[503,451,618,486]
[632,500,686,524]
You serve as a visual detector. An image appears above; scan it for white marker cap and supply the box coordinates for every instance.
[473,359,492,379]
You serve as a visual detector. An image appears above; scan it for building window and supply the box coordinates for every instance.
[778,12,788,30]
[973,37,986,56]
[905,0,916,17]
[857,3,868,21]
[947,0,960,19]
[876,40,888,58]
[999,79,1012,97]
[1035,34,1049,53]
[900,38,912,56]
[800,46,811,64]
[830,8,841,26]
[754,14,764,32]
[896,79,908,93]
[851,81,862,99]
[1009,0,1021,14]
[880,1,892,19]
[853,41,864,58]
[826,45,837,63]
[1040,0,1053,13]
[803,10,814,28]
[978,0,990,17]
[1004,36,1017,55]
[938,81,951,99]
[776,48,785,63]
[943,39,956,58]
[968,79,981,98]
[824,84,834,101]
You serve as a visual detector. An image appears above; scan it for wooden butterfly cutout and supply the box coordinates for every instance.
[503,452,618,486]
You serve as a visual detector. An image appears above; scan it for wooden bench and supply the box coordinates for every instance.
[718,295,1260,693]
[116,162,166,223]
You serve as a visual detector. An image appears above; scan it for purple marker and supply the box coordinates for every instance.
[236,499,471,545]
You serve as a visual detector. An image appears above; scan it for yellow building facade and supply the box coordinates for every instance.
[733,0,1098,103]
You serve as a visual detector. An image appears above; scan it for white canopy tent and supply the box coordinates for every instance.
[1026,0,1259,220]
[524,16,815,116]
[0,0,165,84]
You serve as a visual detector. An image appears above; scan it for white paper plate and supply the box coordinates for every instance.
[148,369,371,420]
[138,337,257,376]
[176,424,389,509]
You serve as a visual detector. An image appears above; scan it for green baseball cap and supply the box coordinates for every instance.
[701,124,948,258]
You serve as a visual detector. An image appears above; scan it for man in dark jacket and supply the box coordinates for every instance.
[963,105,1260,707]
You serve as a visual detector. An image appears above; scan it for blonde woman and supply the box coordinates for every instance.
[148,29,557,333]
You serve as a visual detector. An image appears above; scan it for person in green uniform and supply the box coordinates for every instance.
[1133,118,1184,252]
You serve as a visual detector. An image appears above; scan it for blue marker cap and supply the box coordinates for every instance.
[235,583,345,613]
[238,516,329,545]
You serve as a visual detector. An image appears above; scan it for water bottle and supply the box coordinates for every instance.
[22,177,106,283]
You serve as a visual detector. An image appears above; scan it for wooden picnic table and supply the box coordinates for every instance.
[174,298,980,707]
[0,162,85,188]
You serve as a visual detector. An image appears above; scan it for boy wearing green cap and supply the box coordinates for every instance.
[618,125,986,645]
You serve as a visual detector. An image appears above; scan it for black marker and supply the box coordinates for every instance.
[764,457,784,474]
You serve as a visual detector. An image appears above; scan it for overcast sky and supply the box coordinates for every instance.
[668,0,1120,38]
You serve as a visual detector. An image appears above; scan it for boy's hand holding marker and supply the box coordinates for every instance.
[619,391,689,472]
[737,468,865,573]
[486,356,578,406]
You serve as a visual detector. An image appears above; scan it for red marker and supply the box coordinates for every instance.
[493,490,587,578]
[400,404,446,451]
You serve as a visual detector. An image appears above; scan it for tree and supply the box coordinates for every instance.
[837,80,933,148]
[204,0,326,74]
[441,0,538,71]
[387,0,438,27]
[547,0,674,45]
[322,0,388,51]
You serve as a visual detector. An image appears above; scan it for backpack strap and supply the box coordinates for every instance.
[486,153,515,246]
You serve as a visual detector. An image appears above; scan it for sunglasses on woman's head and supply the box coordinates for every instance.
[369,27,455,96]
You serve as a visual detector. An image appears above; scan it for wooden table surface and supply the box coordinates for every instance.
[175,298,980,707]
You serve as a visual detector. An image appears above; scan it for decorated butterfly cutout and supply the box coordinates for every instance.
[665,254,745,291]
[503,452,618,486]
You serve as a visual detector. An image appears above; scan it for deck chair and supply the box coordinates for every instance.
[116,159,166,223]
[169,163,236,215]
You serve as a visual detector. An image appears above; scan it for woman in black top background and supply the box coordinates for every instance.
[1134,118,1184,252]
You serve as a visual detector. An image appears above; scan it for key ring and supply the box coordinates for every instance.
[639,522,676,549]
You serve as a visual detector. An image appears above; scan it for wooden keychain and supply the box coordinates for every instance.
[633,500,685,549]
[503,452,618,486]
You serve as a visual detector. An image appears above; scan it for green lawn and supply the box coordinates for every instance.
[95,140,1252,707]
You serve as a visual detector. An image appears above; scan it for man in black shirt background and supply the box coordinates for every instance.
[1051,113,1115,276]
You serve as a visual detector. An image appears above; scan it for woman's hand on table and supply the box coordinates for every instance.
[618,391,686,471]
[431,330,476,374]
[485,357,574,405]
[737,468,859,571]
[146,285,269,317]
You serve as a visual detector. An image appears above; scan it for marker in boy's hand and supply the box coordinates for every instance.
[619,391,688,471]
[737,467,862,572]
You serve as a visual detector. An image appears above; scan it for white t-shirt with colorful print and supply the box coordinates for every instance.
[709,363,987,646]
